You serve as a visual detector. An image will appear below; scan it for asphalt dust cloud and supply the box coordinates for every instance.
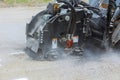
[0,7,120,80]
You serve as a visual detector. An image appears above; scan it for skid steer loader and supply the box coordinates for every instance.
[26,0,120,60]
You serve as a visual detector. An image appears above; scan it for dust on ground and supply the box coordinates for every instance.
[0,7,120,80]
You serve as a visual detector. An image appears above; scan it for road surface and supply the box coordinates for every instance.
[0,7,120,80]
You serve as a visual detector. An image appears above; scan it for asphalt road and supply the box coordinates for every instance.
[0,7,120,80]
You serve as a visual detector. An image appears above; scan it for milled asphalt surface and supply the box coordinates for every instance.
[0,6,120,80]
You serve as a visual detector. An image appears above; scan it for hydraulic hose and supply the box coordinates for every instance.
[80,1,102,16]
[57,0,76,35]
